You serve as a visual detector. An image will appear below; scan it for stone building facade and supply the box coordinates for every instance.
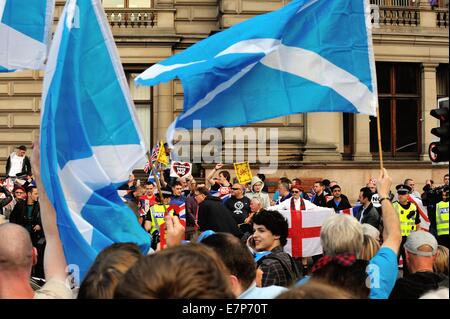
[0,0,448,200]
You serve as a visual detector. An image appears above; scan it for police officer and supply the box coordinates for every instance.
[144,189,172,250]
[435,187,449,248]
[392,184,420,276]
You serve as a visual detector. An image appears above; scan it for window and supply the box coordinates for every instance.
[127,73,152,149]
[102,0,151,8]
[369,63,421,159]
[437,64,449,100]
[342,113,354,160]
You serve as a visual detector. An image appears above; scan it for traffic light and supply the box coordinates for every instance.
[429,97,449,163]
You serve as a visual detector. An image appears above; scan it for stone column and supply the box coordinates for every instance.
[302,113,342,161]
[420,63,439,161]
[419,0,437,28]
[353,114,372,161]
[154,81,174,142]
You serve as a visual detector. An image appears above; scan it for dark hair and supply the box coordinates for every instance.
[279,182,290,192]
[172,181,182,188]
[314,181,324,186]
[252,210,289,247]
[330,185,341,191]
[279,177,291,184]
[310,259,370,298]
[114,244,234,299]
[322,179,331,187]
[78,243,142,299]
[445,174,449,178]
[257,174,266,182]
[26,185,37,194]
[196,186,210,196]
[18,145,27,151]
[292,178,302,184]
[219,170,231,182]
[201,233,256,291]
[359,187,373,201]
[277,279,353,299]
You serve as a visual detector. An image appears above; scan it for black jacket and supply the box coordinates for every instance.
[326,194,352,212]
[9,200,44,245]
[197,196,242,237]
[5,154,32,177]
[312,192,327,207]
[355,203,381,229]
[0,186,13,209]
[389,272,449,299]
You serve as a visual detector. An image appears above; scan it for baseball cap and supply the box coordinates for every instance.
[404,230,438,257]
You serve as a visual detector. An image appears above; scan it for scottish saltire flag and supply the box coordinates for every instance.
[40,0,150,281]
[0,0,55,71]
[136,0,377,133]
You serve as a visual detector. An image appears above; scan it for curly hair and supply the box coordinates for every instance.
[252,210,289,246]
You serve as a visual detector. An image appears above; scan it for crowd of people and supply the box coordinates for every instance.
[0,144,449,299]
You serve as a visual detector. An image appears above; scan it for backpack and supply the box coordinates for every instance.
[257,253,301,286]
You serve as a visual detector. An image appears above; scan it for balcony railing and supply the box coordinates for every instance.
[436,8,449,27]
[104,8,157,27]
[371,5,420,26]
[370,0,418,6]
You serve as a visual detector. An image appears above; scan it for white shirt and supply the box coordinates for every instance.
[7,152,24,177]
[267,197,318,211]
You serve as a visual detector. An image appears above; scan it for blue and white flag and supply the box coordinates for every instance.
[40,0,150,281]
[136,0,377,132]
[0,0,55,71]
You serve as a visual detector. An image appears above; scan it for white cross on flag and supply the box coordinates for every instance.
[279,208,335,257]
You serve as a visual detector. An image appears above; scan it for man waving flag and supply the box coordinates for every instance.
[0,0,55,71]
[136,0,377,133]
[40,0,150,281]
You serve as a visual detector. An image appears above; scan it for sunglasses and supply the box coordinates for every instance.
[231,187,241,191]
[292,190,300,193]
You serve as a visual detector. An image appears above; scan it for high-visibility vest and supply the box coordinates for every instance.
[149,204,170,235]
[393,201,418,237]
[436,201,449,236]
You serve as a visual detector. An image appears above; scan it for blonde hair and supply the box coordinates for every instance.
[321,214,364,256]
[433,245,449,275]
[359,234,380,260]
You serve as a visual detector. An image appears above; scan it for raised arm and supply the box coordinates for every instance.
[376,168,401,254]
[206,163,222,186]
[31,141,68,282]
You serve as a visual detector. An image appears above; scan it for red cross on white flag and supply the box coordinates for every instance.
[280,208,335,257]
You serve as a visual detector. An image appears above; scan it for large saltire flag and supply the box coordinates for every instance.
[40,0,151,281]
[136,0,377,133]
[0,0,55,72]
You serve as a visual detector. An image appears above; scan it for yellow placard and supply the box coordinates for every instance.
[234,162,253,184]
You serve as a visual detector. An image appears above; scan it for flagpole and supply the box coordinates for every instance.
[145,151,168,216]
[376,104,384,169]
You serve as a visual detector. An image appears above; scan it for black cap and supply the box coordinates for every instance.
[396,184,412,194]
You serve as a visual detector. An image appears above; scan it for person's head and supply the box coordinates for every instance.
[194,186,209,204]
[128,173,136,183]
[330,185,342,200]
[13,186,27,200]
[310,258,370,298]
[114,244,234,299]
[367,179,377,193]
[250,198,263,213]
[329,181,338,188]
[218,171,231,184]
[404,179,416,192]
[171,181,183,197]
[313,181,324,195]
[257,173,266,183]
[177,177,188,189]
[252,210,288,251]
[358,187,373,206]
[292,178,302,185]
[404,230,438,273]
[188,178,197,192]
[16,145,26,157]
[0,223,35,275]
[163,142,171,155]
[278,181,290,196]
[132,185,145,198]
[361,223,381,244]
[279,177,291,187]
[277,279,354,299]
[433,245,449,275]
[78,243,143,299]
[321,214,364,256]
[26,186,38,203]
[201,233,256,297]
[444,174,449,186]
[322,179,331,188]
[291,183,303,200]
[156,189,172,205]
[359,234,380,261]
[443,187,449,202]
[144,183,155,196]
[396,184,412,205]
[231,183,244,199]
